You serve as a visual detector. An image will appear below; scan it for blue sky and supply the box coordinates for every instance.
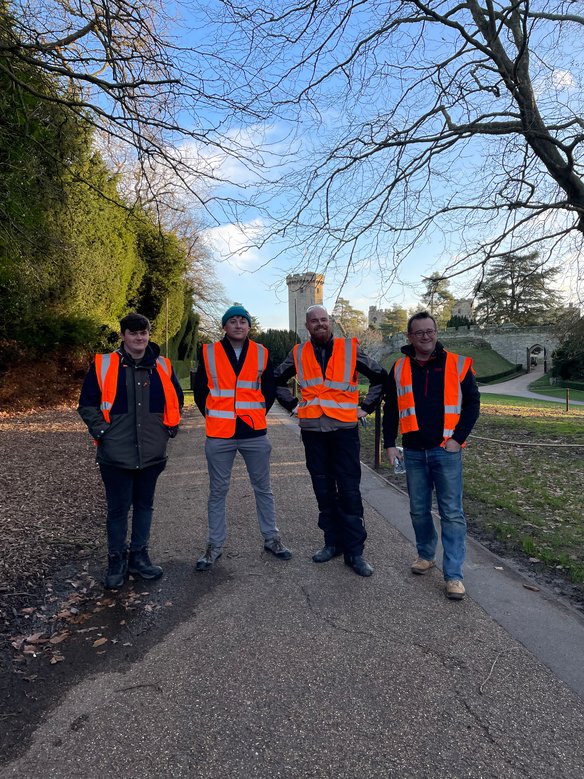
[205,222,459,330]
[170,2,582,329]
[187,119,474,329]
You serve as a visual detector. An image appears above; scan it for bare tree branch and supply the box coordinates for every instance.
[208,0,584,298]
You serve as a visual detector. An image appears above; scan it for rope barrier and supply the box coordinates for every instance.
[469,434,584,448]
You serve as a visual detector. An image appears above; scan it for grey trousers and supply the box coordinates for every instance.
[204,435,279,548]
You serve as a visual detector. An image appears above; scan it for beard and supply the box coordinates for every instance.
[311,327,331,344]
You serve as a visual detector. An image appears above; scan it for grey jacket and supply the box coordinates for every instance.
[78,343,184,469]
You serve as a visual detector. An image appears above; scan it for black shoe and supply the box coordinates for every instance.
[312,545,342,563]
[128,548,163,580]
[344,554,374,577]
[104,551,128,589]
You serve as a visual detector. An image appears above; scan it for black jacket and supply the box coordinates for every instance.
[383,342,480,449]
[194,337,276,439]
[78,342,184,468]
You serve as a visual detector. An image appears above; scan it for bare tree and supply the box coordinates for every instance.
[4,0,584,300]
[209,0,584,296]
[0,0,264,217]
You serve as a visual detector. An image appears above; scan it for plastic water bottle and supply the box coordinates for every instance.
[394,446,406,475]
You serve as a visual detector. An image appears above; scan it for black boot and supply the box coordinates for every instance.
[128,548,163,580]
[312,545,343,563]
[104,551,128,590]
[344,554,374,577]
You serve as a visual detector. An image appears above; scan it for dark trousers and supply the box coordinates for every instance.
[301,427,367,555]
[99,462,166,554]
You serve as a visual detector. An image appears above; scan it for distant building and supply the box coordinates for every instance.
[451,299,474,321]
[368,305,388,329]
[287,273,325,341]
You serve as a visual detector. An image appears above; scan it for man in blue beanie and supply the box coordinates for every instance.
[193,305,292,570]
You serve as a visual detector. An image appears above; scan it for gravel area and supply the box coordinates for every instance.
[0,406,104,591]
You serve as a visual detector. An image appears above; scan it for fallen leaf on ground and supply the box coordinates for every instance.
[92,637,108,647]
[523,583,540,592]
[25,632,45,644]
[49,632,70,645]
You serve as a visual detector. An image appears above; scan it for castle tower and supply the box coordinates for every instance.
[286,272,325,341]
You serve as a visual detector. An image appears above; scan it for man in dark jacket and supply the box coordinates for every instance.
[78,312,183,589]
[193,305,292,571]
[275,305,386,577]
[384,311,480,600]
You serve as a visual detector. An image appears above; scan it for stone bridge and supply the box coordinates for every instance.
[376,324,559,371]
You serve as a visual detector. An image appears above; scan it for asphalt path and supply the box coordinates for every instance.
[2,408,584,778]
[480,365,584,405]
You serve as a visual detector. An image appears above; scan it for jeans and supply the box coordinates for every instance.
[301,427,367,555]
[205,436,278,548]
[403,447,466,581]
[99,462,166,554]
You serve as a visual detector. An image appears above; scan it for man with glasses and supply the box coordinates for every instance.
[383,311,480,599]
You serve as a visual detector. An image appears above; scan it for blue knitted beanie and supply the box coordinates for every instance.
[221,305,252,327]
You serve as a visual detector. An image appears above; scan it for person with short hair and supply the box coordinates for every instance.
[384,311,480,600]
[193,305,292,570]
[78,312,183,589]
[275,305,386,577]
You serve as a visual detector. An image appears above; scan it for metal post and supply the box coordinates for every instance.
[566,388,570,412]
[165,296,169,357]
[374,405,381,469]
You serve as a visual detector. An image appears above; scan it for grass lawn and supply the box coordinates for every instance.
[381,337,516,381]
[527,375,584,403]
[360,396,584,589]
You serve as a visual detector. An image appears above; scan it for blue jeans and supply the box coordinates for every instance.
[403,447,466,581]
[99,462,166,554]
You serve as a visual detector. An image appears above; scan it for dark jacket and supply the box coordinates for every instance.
[78,342,184,468]
[274,337,387,428]
[193,337,276,439]
[383,342,480,449]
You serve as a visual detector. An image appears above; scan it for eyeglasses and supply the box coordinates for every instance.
[410,329,436,338]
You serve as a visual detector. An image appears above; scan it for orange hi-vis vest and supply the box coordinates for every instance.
[393,351,473,444]
[294,338,359,423]
[94,352,181,427]
[203,341,268,438]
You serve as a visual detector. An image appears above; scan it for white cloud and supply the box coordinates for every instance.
[552,69,576,90]
[202,219,265,271]
[178,121,301,192]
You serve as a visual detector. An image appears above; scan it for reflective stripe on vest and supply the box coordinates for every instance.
[94,352,181,427]
[95,353,116,419]
[203,341,268,438]
[394,352,472,443]
[294,338,359,422]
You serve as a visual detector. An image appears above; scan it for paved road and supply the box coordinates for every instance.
[2,408,584,778]
[481,366,584,405]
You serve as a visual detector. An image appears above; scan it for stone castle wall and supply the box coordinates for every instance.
[376,324,559,369]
